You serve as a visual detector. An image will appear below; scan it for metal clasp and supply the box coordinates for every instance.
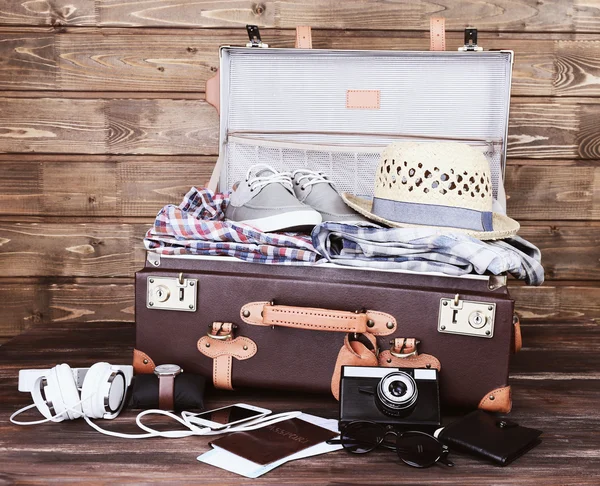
[458,28,483,52]
[147,275,197,312]
[246,25,268,48]
[439,295,495,338]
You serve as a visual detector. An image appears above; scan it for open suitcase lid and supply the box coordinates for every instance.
[214,40,513,210]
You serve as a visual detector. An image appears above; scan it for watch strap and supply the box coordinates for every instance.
[158,374,175,411]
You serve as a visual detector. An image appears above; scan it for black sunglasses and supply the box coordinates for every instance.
[328,421,454,469]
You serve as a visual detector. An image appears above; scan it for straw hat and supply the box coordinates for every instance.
[342,142,519,240]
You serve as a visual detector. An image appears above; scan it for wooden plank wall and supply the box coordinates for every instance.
[0,1,599,342]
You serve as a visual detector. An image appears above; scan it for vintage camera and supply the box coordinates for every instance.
[339,366,441,431]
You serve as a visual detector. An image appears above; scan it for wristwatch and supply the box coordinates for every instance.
[154,364,182,411]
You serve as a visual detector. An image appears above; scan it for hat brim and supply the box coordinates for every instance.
[342,193,520,241]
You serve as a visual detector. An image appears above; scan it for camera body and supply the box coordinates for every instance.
[339,366,441,431]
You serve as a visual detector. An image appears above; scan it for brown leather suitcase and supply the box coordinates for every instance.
[135,254,520,412]
[135,27,521,412]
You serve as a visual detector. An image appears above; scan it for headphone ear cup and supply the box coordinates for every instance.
[81,362,111,419]
[44,367,67,421]
[30,376,55,420]
[55,363,82,420]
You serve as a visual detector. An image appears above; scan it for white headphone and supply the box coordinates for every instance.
[11,362,302,439]
[11,362,133,425]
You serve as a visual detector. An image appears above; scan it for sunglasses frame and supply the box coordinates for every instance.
[335,420,453,469]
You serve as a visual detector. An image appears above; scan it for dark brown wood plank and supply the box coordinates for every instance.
[57,32,216,92]
[517,223,600,281]
[0,97,107,153]
[0,34,56,90]
[508,97,600,159]
[2,0,600,33]
[1,96,600,158]
[0,222,145,278]
[92,0,600,33]
[0,97,219,154]
[0,157,595,220]
[0,0,94,26]
[2,31,600,97]
[105,99,218,154]
[511,285,600,321]
[1,278,597,343]
[505,164,600,220]
[0,323,599,484]
[0,278,134,341]
[0,222,597,280]
[0,157,215,216]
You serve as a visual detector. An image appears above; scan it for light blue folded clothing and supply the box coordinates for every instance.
[312,223,544,286]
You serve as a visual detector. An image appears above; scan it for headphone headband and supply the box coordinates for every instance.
[19,365,133,393]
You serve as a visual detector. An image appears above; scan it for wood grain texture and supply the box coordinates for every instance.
[0,278,134,340]
[0,97,219,154]
[0,223,597,279]
[0,279,597,343]
[508,97,600,159]
[1,0,599,32]
[511,285,600,321]
[2,96,600,158]
[0,157,596,220]
[92,0,600,32]
[505,164,600,220]
[0,222,145,277]
[2,31,600,97]
[0,0,94,26]
[106,99,218,154]
[0,97,107,153]
[0,324,599,484]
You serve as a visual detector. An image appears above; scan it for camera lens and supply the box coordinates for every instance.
[389,380,408,398]
[376,371,418,416]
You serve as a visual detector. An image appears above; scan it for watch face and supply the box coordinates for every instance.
[154,364,181,376]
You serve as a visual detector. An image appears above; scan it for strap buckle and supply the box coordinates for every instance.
[389,338,420,358]
[207,322,237,341]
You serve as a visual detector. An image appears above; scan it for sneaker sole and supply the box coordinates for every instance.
[240,210,322,232]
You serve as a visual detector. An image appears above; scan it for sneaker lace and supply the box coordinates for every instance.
[292,169,335,191]
[246,164,293,192]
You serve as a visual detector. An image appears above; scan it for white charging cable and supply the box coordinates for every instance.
[10,393,97,426]
[82,409,302,439]
[11,397,302,439]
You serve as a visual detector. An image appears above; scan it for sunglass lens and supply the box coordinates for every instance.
[340,422,382,454]
[395,431,442,468]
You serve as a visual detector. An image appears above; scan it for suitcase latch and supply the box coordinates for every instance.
[246,25,268,48]
[438,294,495,338]
[147,273,197,312]
[458,28,483,52]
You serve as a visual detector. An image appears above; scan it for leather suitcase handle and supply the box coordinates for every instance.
[263,304,367,332]
[240,302,397,335]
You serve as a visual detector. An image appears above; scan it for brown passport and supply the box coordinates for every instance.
[209,418,338,465]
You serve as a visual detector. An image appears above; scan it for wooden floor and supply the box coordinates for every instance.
[0,322,598,485]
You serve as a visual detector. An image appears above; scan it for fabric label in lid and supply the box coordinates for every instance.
[346,90,380,109]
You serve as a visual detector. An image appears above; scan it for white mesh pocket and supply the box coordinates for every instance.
[223,136,502,199]
[225,138,383,197]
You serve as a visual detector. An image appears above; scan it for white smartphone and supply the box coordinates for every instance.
[189,403,271,430]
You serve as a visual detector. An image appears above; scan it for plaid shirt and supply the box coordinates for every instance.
[144,187,318,265]
[145,188,543,285]
[312,223,544,285]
